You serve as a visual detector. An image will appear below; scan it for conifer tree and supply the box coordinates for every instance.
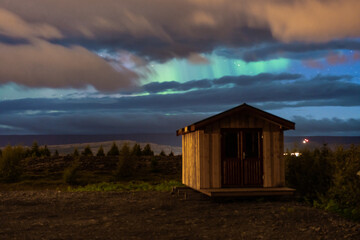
[142,144,154,156]
[81,145,93,156]
[31,141,40,157]
[131,144,142,156]
[107,142,120,156]
[96,145,105,157]
[73,148,79,157]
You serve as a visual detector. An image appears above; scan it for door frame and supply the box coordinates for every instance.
[221,128,263,188]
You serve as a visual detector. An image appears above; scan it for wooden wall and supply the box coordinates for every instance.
[182,112,286,190]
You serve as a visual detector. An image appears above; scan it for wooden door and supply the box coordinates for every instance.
[221,129,263,187]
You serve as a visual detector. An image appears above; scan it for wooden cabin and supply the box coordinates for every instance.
[176,103,295,197]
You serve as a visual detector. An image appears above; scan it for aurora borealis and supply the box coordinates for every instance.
[0,0,360,136]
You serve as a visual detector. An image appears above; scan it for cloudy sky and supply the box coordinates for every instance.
[0,0,360,136]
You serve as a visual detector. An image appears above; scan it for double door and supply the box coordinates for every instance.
[221,129,263,187]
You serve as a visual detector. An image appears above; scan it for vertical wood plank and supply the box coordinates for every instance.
[212,133,221,188]
[201,132,210,188]
[273,129,280,186]
[279,130,285,186]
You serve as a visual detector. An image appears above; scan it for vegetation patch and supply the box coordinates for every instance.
[68,180,183,192]
[286,144,360,221]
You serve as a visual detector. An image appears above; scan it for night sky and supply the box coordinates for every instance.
[0,0,360,136]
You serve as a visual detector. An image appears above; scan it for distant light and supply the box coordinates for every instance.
[290,152,302,157]
[303,138,309,144]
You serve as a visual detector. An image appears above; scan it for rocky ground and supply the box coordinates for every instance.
[1,190,359,240]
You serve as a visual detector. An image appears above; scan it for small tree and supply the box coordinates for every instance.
[63,159,80,185]
[159,150,166,156]
[31,141,40,157]
[115,144,134,179]
[41,145,51,157]
[73,148,79,157]
[131,144,142,156]
[0,145,24,182]
[81,145,93,156]
[107,142,120,156]
[168,151,174,157]
[142,144,154,156]
[96,145,105,157]
[54,149,59,157]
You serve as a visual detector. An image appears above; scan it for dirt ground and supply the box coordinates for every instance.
[1,190,359,240]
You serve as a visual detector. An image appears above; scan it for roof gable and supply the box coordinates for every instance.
[176,103,295,135]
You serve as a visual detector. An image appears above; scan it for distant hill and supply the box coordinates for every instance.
[0,133,181,148]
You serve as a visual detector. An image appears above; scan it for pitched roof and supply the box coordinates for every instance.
[176,103,295,135]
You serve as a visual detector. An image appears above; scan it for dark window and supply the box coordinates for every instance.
[224,132,238,158]
[244,131,259,158]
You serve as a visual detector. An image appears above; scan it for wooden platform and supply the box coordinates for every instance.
[197,187,296,197]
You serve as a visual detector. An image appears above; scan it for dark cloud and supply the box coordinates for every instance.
[142,73,302,93]
[216,40,360,62]
[290,116,360,136]
[0,112,206,135]
[1,108,360,136]
[0,74,358,117]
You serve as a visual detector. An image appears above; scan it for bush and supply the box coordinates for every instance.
[326,145,360,220]
[0,145,25,183]
[96,145,105,157]
[63,159,80,185]
[107,142,120,156]
[168,151,174,157]
[285,145,333,202]
[159,150,166,156]
[150,156,159,172]
[286,144,360,220]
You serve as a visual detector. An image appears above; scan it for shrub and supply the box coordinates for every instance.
[81,145,93,156]
[0,145,24,183]
[159,150,166,156]
[285,144,333,202]
[142,144,154,156]
[326,145,360,220]
[168,151,174,157]
[150,156,159,172]
[63,159,80,185]
[286,144,360,220]
[107,142,120,156]
[96,145,105,157]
